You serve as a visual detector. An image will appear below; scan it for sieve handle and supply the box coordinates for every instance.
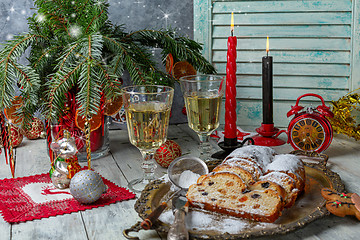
[167,208,188,240]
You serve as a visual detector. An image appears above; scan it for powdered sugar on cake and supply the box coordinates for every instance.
[178,170,201,189]
[266,154,303,173]
[227,145,276,168]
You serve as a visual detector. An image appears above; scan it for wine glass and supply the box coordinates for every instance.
[122,85,174,192]
[179,75,225,162]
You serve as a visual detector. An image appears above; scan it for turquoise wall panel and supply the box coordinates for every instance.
[194,0,359,127]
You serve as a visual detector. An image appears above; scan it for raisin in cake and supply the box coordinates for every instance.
[186,145,305,222]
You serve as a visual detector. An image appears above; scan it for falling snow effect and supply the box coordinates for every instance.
[1,1,193,42]
[0,0,192,124]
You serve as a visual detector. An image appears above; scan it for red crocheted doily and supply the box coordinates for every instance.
[0,172,135,223]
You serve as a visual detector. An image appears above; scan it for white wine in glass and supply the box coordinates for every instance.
[122,85,174,192]
[126,102,171,150]
[185,93,222,134]
[180,75,225,162]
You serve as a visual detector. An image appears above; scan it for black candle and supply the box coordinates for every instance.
[262,37,273,124]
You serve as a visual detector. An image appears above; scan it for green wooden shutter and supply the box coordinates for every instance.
[194,0,360,127]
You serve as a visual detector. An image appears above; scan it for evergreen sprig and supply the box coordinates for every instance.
[0,0,215,125]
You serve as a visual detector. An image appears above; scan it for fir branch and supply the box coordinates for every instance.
[56,42,80,71]
[103,35,126,76]
[33,46,61,69]
[0,34,41,110]
[129,29,216,74]
[103,35,162,85]
[45,61,86,121]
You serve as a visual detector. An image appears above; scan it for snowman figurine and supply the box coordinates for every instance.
[49,130,81,189]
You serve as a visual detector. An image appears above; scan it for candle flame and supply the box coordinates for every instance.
[266,36,270,53]
[231,12,234,33]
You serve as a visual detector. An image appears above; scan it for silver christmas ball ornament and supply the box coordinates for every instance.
[70,170,107,204]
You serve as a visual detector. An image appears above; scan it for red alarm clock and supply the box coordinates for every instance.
[286,93,334,153]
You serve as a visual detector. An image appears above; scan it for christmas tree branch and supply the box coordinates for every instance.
[33,46,61,68]
[46,61,86,120]
[129,29,216,74]
[0,34,41,110]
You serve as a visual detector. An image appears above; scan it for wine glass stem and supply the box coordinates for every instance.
[141,151,157,181]
[198,134,212,162]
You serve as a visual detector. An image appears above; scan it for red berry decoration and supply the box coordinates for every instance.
[182,106,187,115]
[154,140,182,168]
[22,117,45,140]
[9,125,23,147]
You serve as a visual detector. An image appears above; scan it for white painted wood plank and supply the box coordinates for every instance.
[11,215,88,240]
[0,150,11,240]
[193,0,212,61]
[9,138,88,240]
[167,124,201,156]
[232,87,348,101]
[213,12,352,25]
[213,50,351,64]
[230,75,348,89]
[213,62,350,77]
[108,129,161,183]
[0,144,13,178]
[212,0,352,13]
[213,25,351,38]
[291,215,360,240]
[324,135,360,185]
[212,38,351,51]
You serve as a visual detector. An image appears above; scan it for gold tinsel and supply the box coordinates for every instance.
[330,92,360,141]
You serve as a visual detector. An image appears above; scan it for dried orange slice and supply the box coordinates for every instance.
[165,53,174,74]
[172,61,197,80]
[75,109,102,132]
[103,95,123,116]
[4,96,23,125]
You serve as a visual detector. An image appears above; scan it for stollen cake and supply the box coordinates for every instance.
[186,171,283,223]
[186,145,305,223]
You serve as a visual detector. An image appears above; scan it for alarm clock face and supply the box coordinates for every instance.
[289,117,326,151]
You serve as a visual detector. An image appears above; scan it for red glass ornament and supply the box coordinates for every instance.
[22,117,45,140]
[9,125,23,147]
[181,106,187,115]
[154,140,182,168]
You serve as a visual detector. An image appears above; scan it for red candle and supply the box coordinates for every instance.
[224,12,237,140]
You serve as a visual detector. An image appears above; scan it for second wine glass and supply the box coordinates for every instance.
[179,75,225,162]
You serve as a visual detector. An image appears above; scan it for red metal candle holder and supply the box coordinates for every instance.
[252,123,286,146]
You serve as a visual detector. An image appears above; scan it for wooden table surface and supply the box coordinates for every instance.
[0,124,359,240]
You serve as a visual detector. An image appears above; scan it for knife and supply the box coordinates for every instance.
[167,195,189,240]
[141,189,181,230]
